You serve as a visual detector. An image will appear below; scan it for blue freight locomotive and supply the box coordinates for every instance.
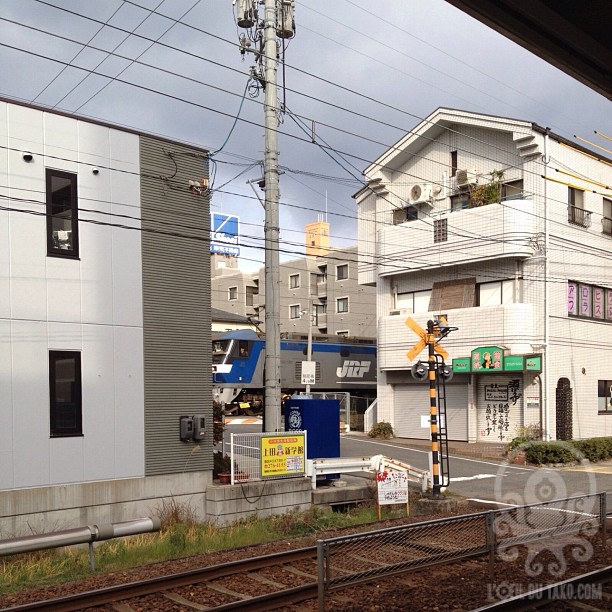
[212,329,376,413]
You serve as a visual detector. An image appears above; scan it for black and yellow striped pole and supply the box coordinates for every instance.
[406,316,455,499]
[426,319,441,498]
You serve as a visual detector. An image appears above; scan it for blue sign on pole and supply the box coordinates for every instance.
[210,213,240,256]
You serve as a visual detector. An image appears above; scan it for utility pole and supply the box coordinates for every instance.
[262,0,281,432]
[234,1,295,432]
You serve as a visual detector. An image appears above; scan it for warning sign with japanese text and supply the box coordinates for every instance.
[376,471,409,505]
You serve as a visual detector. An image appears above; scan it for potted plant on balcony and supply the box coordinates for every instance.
[469,170,505,207]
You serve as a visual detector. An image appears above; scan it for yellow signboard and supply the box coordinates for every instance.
[261,434,306,477]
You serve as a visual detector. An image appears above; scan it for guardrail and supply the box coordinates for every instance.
[0,517,161,570]
[317,493,607,611]
[306,455,429,492]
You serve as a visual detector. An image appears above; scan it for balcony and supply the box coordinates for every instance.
[377,199,535,275]
[601,216,612,236]
[568,205,592,228]
[378,303,535,370]
[315,312,327,329]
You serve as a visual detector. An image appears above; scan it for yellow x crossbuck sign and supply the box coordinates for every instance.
[405,317,448,361]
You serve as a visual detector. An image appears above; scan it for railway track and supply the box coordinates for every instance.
[2,505,609,611]
[2,547,320,612]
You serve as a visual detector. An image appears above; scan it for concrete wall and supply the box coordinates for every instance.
[0,475,315,536]
[205,478,312,525]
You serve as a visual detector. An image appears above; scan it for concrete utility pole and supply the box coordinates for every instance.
[262,0,281,432]
[234,0,295,431]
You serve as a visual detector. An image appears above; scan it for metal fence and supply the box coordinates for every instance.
[317,493,607,610]
[230,431,307,484]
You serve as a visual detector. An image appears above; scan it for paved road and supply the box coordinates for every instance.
[341,435,612,508]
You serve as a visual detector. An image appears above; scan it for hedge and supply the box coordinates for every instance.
[518,437,612,465]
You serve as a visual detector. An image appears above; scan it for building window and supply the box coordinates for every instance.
[290,304,300,319]
[46,169,78,257]
[603,198,612,236]
[477,280,516,306]
[393,206,418,224]
[337,330,349,337]
[228,286,238,300]
[396,290,431,313]
[501,180,524,201]
[289,273,300,289]
[49,351,82,437]
[336,264,348,280]
[450,151,458,177]
[434,218,447,242]
[246,285,257,306]
[450,191,470,211]
[568,280,612,320]
[568,187,590,227]
[337,297,349,313]
[598,380,612,414]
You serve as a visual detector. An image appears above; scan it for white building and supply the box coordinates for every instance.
[355,107,612,443]
[1,99,211,533]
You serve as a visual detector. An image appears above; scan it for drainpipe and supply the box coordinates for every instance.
[543,129,550,439]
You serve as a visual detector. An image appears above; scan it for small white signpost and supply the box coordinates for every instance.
[301,361,316,386]
[376,470,410,518]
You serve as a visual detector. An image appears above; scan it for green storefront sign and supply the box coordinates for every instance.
[451,349,542,373]
[504,355,524,371]
[452,358,471,373]
[471,346,504,371]
[525,355,542,372]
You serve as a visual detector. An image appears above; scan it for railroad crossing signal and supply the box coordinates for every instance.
[405,317,448,361]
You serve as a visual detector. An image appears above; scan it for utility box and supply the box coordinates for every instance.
[285,398,340,460]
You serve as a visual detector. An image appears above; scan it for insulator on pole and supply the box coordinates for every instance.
[235,0,257,29]
[276,0,295,38]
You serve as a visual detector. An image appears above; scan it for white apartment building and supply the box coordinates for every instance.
[355,107,612,443]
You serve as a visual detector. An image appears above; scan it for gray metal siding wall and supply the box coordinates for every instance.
[140,136,211,475]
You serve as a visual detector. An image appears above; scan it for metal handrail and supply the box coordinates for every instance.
[0,517,161,570]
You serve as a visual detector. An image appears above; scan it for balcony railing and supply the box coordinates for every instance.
[602,216,612,236]
[568,205,592,228]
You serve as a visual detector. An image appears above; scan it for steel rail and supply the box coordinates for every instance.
[1,546,318,612]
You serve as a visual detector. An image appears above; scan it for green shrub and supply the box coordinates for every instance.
[571,437,612,462]
[369,422,394,439]
[524,441,577,465]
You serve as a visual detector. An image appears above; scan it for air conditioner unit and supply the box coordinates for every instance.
[455,169,477,188]
[409,183,433,204]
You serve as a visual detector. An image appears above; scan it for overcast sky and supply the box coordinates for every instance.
[1,0,610,270]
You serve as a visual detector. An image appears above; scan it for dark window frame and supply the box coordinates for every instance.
[597,379,612,414]
[46,169,79,258]
[337,297,349,313]
[393,205,418,224]
[289,273,300,289]
[49,351,83,437]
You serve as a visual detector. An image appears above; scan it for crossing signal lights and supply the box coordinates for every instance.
[439,364,454,382]
[411,361,428,381]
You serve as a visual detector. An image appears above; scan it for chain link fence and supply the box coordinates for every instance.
[317,493,606,610]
